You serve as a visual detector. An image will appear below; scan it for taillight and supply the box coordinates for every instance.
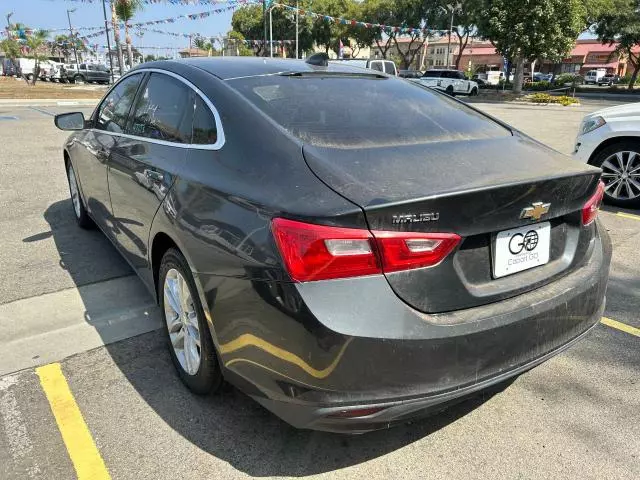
[271,218,379,281]
[582,181,605,226]
[271,218,460,282]
[373,232,462,272]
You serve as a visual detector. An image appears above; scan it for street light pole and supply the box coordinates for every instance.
[67,8,80,69]
[295,0,299,59]
[269,6,274,58]
[263,0,267,57]
[446,7,454,69]
[101,0,114,83]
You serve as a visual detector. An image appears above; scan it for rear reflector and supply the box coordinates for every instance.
[271,218,461,282]
[582,181,605,226]
[326,407,385,418]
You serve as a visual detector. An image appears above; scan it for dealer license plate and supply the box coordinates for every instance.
[493,222,551,278]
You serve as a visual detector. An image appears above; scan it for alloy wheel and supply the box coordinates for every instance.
[67,165,81,218]
[601,151,640,200]
[163,268,201,375]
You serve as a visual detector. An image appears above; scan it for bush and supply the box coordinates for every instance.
[553,73,582,86]
[524,81,551,91]
[526,93,579,106]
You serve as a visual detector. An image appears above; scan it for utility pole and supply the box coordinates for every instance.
[295,0,299,59]
[446,7,454,69]
[263,0,267,57]
[101,0,114,83]
[5,11,12,32]
[67,8,80,69]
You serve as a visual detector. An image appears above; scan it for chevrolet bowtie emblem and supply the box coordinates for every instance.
[520,202,551,221]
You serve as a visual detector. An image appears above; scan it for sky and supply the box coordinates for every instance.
[4,0,248,58]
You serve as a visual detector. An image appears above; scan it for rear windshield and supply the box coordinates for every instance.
[227,74,509,147]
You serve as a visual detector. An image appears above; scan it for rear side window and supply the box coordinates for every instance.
[423,71,441,78]
[191,96,218,144]
[129,73,193,143]
[384,62,396,75]
[94,73,143,133]
[369,61,384,72]
[228,75,510,147]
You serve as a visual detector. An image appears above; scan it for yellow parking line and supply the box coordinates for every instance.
[36,363,111,480]
[616,212,640,221]
[601,317,640,338]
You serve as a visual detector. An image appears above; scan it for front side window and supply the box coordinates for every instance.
[94,73,143,133]
[128,73,193,143]
[192,95,218,145]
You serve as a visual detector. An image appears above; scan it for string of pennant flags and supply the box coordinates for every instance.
[40,0,250,4]
[271,3,449,37]
[3,0,255,36]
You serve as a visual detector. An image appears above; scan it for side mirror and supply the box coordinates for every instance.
[54,112,86,131]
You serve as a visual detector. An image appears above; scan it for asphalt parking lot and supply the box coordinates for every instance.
[0,99,638,480]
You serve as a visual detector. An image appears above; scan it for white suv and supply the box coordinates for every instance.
[573,102,640,207]
[417,69,479,96]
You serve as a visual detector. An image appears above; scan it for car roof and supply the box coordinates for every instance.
[145,57,380,80]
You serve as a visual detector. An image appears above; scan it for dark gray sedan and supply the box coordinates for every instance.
[54,57,611,433]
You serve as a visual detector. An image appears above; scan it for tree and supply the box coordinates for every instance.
[20,28,49,85]
[228,30,254,56]
[0,26,22,77]
[144,54,156,62]
[231,4,266,56]
[476,0,586,93]
[232,3,313,58]
[193,36,214,55]
[115,0,144,68]
[51,34,85,64]
[110,2,125,75]
[594,0,640,89]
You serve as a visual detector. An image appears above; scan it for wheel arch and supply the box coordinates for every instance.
[588,136,640,165]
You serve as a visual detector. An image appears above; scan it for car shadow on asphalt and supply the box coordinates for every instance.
[43,198,514,476]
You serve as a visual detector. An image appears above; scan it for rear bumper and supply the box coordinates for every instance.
[209,221,611,433]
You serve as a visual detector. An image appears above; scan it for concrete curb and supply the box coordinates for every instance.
[0,99,99,107]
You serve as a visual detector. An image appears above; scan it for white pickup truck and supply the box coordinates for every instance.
[416,69,479,96]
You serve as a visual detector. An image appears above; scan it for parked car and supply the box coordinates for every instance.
[574,102,640,207]
[597,74,621,86]
[329,58,398,76]
[584,69,607,85]
[61,63,111,84]
[399,69,422,79]
[54,58,611,433]
[418,69,479,96]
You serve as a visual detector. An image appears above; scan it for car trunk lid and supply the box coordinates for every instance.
[302,134,602,312]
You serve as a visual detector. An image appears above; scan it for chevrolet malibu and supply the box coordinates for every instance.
[54,58,611,433]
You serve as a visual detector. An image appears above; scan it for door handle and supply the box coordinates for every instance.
[144,169,164,183]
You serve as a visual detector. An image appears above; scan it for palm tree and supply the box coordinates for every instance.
[115,0,143,68]
[25,29,49,85]
[111,1,125,75]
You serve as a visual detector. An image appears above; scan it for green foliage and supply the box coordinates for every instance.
[476,0,586,92]
[553,73,582,86]
[228,31,254,57]
[524,81,551,91]
[231,3,313,57]
[594,0,640,88]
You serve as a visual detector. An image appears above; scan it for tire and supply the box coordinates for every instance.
[66,162,94,228]
[591,140,640,208]
[25,74,33,81]
[445,85,455,96]
[469,87,478,97]
[159,248,222,395]
[74,75,85,84]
